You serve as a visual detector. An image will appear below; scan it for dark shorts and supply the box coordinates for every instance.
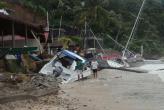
[92,69,97,73]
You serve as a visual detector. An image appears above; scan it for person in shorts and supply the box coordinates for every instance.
[91,59,99,78]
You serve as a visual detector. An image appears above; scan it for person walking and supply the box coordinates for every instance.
[91,59,99,78]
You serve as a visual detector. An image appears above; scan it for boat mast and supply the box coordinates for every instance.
[122,0,146,58]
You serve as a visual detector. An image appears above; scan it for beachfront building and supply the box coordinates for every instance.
[0,1,46,48]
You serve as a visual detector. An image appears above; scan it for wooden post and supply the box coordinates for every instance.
[1,31,4,47]
[12,21,15,48]
[25,25,28,45]
[102,37,104,50]
[94,37,95,48]
[141,45,144,57]
[51,28,54,43]
[58,16,62,40]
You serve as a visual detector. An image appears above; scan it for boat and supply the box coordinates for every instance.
[121,0,146,65]
[39,50,92,84]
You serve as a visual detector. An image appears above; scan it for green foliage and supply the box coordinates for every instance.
[17,0,164,56]
[58,36,72,49]
[0,1,7,8]
[58,35,82,48]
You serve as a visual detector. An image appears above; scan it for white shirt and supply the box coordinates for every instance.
[91,61,98,70]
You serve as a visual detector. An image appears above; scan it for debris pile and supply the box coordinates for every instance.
[0,49,60,104]
[19,74,60,90]
[0,73,60,104]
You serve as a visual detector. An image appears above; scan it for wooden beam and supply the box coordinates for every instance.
[25,25,28,45]
[51,29,54,43]
[12,21,15,48]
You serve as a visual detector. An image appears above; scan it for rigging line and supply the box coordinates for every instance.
[89,28,106,55]
[122,0,146,58]
[85,23,106,54]
[106,34,134,55]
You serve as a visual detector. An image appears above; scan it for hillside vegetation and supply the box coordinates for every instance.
[2,0,164,57]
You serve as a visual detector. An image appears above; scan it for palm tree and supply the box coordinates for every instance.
[58,36,72,49]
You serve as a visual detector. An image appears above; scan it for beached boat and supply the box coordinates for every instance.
[39,50,92,84]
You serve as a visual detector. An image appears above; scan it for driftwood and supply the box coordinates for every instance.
[101,67,148,73]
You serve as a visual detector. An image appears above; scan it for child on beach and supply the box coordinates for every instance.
[91,59,99,78]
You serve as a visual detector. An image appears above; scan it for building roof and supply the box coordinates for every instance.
[0,0,46,28]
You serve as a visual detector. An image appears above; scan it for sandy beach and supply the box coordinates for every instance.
[1,69,164,110]
[60,69,164,110]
